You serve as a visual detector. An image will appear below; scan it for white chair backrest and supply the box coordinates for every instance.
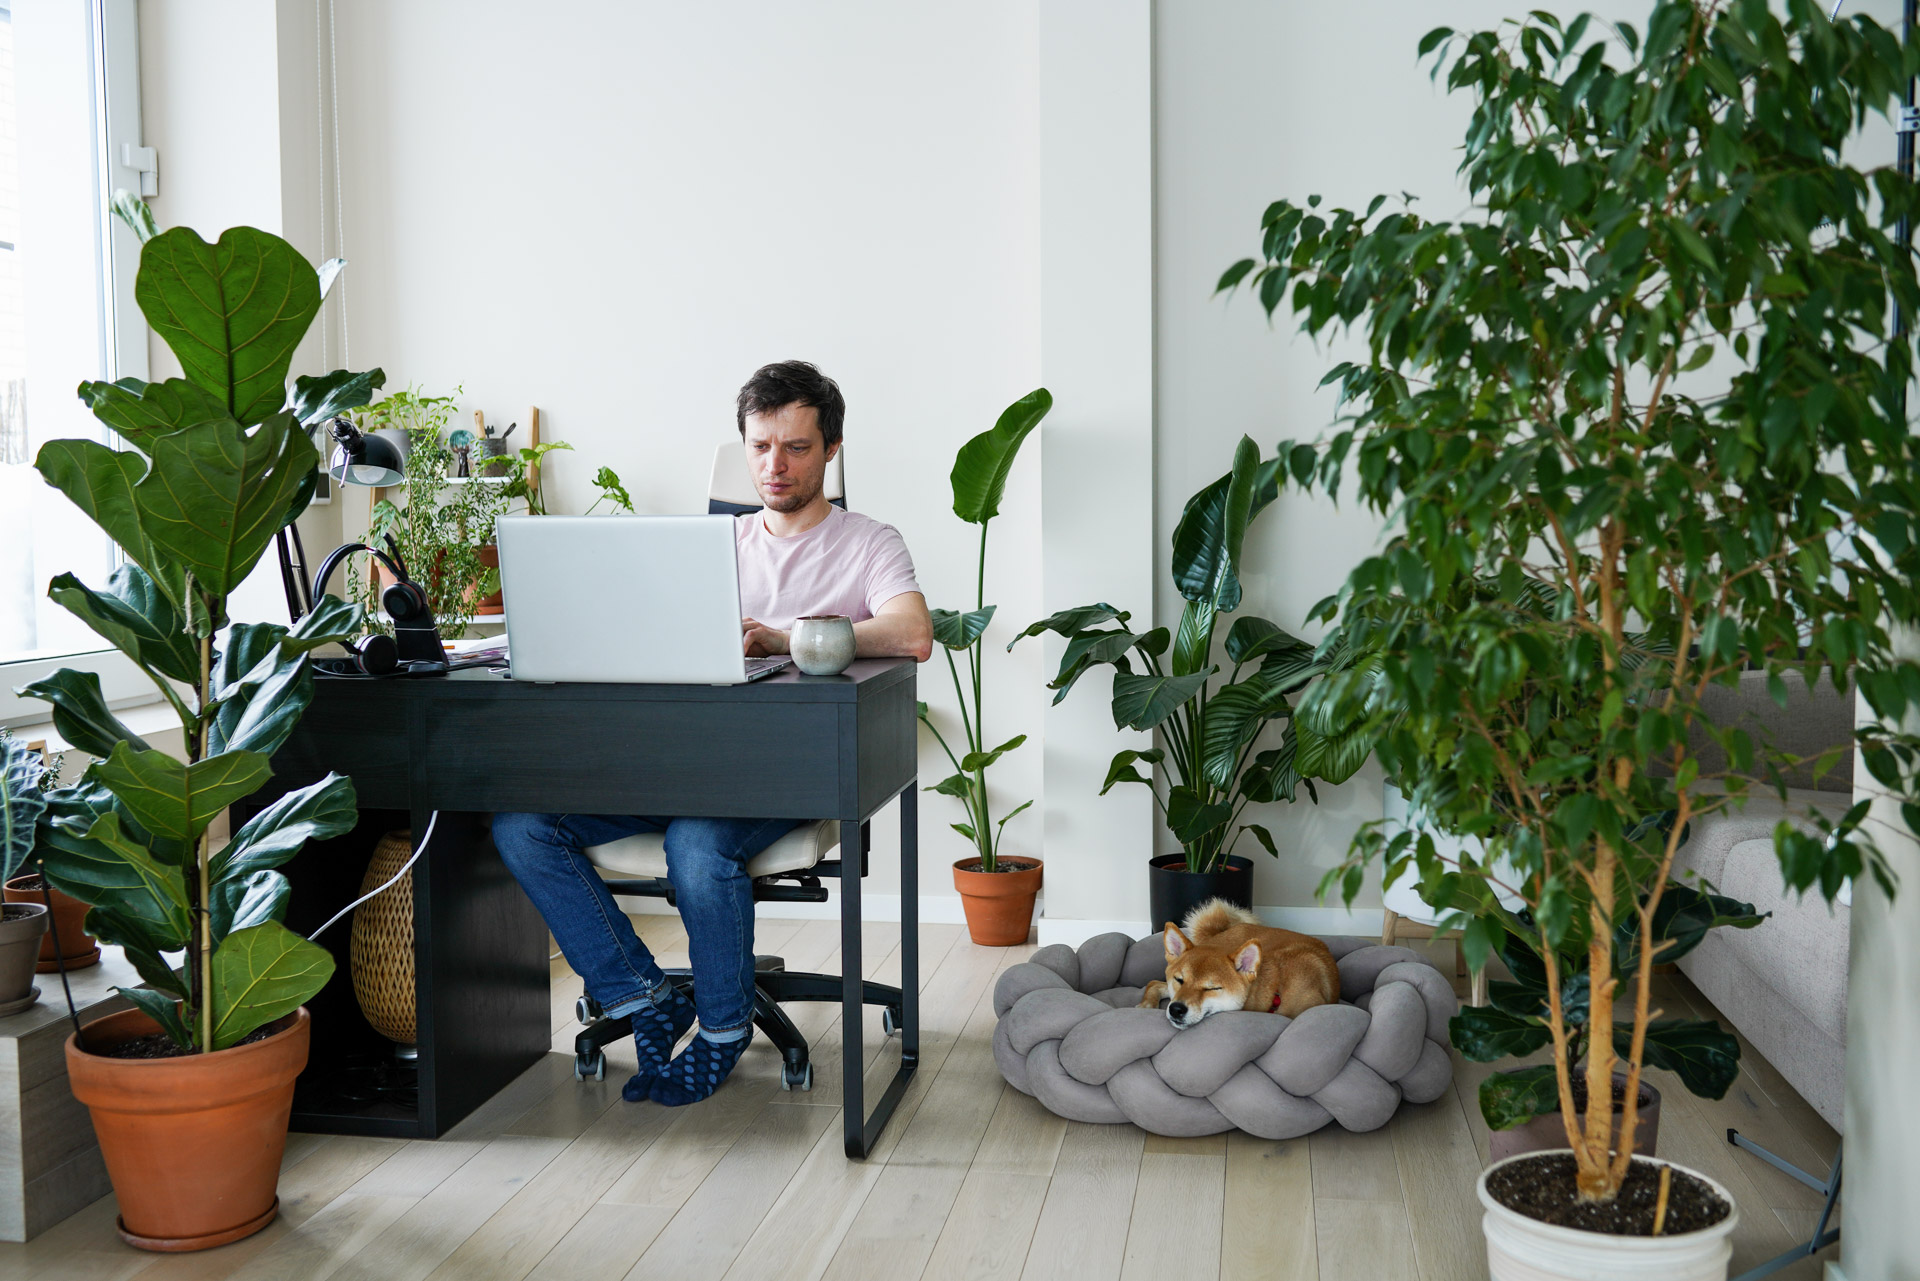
[708,437,845,510]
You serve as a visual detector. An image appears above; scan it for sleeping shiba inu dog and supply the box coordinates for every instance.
[1139,899,1340,1028]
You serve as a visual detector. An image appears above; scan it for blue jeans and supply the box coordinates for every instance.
[491,812,800,1036]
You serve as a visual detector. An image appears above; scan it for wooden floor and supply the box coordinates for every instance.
[0,916,1842,1281]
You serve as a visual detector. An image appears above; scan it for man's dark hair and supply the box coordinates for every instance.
[736,361,845,448]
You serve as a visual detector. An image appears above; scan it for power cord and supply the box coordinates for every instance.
[307,810,438,943]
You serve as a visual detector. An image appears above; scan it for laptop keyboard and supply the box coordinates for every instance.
[745,656,793,680]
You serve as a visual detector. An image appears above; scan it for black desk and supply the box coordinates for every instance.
[248,658,920,1157]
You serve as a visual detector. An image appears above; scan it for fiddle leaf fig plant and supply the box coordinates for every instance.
[917,389,1050,872]
[21,197,377,1053]
[1224,1,1920,1204]
[1013,435,1370,874]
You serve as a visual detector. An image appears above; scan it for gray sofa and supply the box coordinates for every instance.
[1672,671,1853,1129]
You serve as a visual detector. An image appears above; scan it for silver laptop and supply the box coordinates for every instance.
[495,514,791,684]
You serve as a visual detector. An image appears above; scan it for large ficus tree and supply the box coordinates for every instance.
[1223,0,1920,1202]
[19,197,382,1053]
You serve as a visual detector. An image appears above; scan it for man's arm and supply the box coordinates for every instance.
[855,591,933,661]
[742,591,933,662]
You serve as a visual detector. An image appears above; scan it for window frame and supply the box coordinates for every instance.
[0,0,154,730]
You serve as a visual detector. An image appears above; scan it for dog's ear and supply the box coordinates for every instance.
[1234,941,1260,976]
[1163,924,1189,959]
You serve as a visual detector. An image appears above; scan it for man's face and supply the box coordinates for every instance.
[744,403,837,514]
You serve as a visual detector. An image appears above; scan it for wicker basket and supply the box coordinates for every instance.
[350,830,416,1045]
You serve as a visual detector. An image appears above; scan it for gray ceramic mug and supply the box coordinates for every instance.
[791,614,856,675]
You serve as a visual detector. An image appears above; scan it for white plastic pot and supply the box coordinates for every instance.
[1477,1152,1739,1281]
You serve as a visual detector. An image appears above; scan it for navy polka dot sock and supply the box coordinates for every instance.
[620,985,698,1102]
[647,1030,751,1107]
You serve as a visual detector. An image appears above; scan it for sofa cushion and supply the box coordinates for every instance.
[1671,787,1847,888]
[1712,837,1851,1045]
[1687,670,1853,793]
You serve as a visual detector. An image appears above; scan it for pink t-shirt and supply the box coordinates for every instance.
[735,507,922,631]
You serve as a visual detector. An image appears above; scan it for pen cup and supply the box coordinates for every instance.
[791,615,856,676]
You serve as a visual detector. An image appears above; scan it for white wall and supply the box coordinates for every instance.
[319,0,1045,899]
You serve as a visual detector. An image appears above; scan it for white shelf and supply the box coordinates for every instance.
[442,474,513,485]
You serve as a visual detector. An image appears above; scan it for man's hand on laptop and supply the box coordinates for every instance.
[742,617,789,656]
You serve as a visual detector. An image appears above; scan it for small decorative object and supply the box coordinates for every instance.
[350,830,417,1051]
[993,934,1456,1138]
[476,411,515,477]
[451,445,471,478]
[790,614,855,675]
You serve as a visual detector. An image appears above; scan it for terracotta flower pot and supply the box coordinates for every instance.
[953,857,1042,946]
[4,874,101,972]
[1488,1072,1662,1163]
[0,902,49,1015]
[66,1006,311,1252]
[472,544,503,615]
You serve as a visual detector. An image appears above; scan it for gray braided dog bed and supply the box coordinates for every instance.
[992,934,1458,1138]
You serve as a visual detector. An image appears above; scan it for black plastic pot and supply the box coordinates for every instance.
[1147,853,1254,935]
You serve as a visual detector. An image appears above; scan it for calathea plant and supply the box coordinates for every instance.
[1226,1,1918,1202]
[917,389,1050,871]
[1013,436,1371,874]
[19,198,377,1053]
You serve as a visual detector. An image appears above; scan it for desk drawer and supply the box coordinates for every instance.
[418,698,848,818]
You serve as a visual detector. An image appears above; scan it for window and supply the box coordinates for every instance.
[0,0,151,721]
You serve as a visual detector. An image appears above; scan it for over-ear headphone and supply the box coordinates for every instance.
[309,539,450,677]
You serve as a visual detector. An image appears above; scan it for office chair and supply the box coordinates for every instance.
[569,440,897,1091]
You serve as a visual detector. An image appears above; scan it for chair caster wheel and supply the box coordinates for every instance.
[882,1007,902,1037]
[576,996,602,1025]
[782,1061,813,1092]
[575,1051,605,1081]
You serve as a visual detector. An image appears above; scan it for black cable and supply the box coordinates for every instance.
[37,875,86,1051]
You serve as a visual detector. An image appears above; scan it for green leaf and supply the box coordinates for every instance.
[38,810,190,944]
[951,388,1050,524]
[286,367,387,429]
[1447,1004,1551,1062]
[1112,669,1213,731]
[210,869,291,944]
[14,669,151,758]
[76,377,233,450]
[91,743,274,845]
[1167,785,1234,845]
[207,641,313,759]
[1294,717,1374,785]
[46,564,199,685]
[212,773,357,882]
[84,907,188,995]
[1616,1018,1741,1101]
[925,772,976,801]
[33,439,189,611]
[1008,603,1130,649]
[959,734,1027,773]
[117,987,192,1052]
[2,736,49,882]
[1169,437,1281,611]
[1239,736,1304,804]
[1480,1064,1561,1130]
[1100,747,1165,795]
[1244,823,1280,857]
[134,224,324,424]
[1224,616,1313,664]
[1615,883,1765,972]
[1200,677,1293,787]
[931,606,996,650]
[208,920,335,1049]
[135,411,317,598]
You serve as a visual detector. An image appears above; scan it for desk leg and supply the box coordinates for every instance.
[840,791,918,1159]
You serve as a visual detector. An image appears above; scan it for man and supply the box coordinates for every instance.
[493,361,933,1107]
